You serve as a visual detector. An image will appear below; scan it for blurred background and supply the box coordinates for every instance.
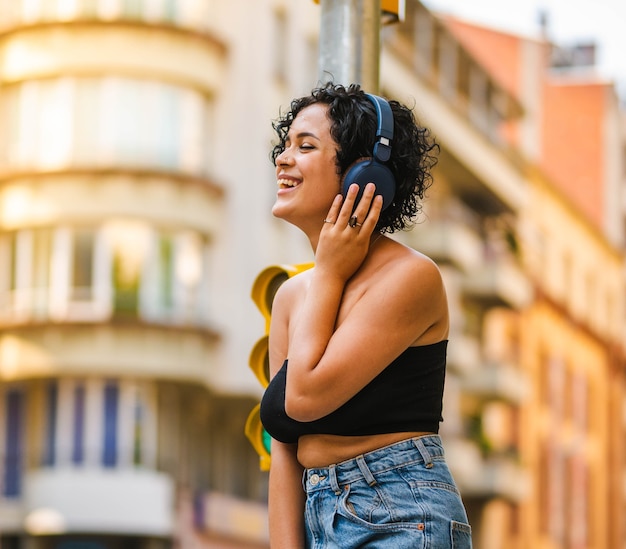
[0,1,624,548]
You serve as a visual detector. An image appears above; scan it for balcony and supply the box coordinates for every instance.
[409,218,483,273]
[196,491,269,545]
[446,333,481,377]
[382,2,527,215]
[23,468,174,535]
[446,438,528,502]
[463,256,532,309]
[0,323,218,385]
[463,360,529,404]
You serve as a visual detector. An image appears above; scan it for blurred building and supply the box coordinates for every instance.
[0,1,624,549]
[0,1,276,547]
[441,12,626,549]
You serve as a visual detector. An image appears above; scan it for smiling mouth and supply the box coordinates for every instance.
[277,178,301,189]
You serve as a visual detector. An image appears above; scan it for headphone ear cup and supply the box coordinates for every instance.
[342,160,396,211]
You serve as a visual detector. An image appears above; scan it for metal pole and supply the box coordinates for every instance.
[318,0,382,93]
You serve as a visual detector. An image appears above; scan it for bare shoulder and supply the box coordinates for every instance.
[361,238,448,344]
[272,267,311,307]
[373,237,445,290]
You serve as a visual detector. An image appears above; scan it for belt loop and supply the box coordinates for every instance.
[356,455,377,486]
[329,464,341,495]
[413,437,434,469]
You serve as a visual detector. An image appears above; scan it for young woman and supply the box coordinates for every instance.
[260,83,472,548]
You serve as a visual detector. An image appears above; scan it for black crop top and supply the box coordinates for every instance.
[260,340,447,443]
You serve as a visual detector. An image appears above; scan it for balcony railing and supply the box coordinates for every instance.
[446,333,481,377]
[463,360,529,404]
[21,467,174,535]
[463,255,533,310]
[445,437,528,502]
[409,217,483,273]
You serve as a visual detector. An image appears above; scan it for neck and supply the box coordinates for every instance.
[310,230,384,256]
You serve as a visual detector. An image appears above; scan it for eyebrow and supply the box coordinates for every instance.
[286,131,320,142]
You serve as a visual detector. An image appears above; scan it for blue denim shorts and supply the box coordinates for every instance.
[303,435,472,548]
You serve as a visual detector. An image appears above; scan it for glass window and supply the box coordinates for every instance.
[132,395,143,466]
[415,8,434,75]
[0,77,210,177]
[15,82,39,167]
[72,383,86,465]
[31,228,53,318]
[107,221,150,319]
[3,389,24,498]
[73,79,100,166]
[122,0,142,19]
[71,229,95,301]
[0,234,10,311]
[156,235,174,311]
[43,381,58,466]
[102,382,118,467]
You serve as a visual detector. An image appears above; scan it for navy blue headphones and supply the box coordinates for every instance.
[341,93,396,211]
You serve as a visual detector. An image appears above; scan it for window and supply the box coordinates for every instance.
[102,382,118,467]
[32,228,53,318]
[72,383,86,465]
[0,77,210,177]
[0,227,107,322]
[0,224,210,326]
[43,382,58,466]
[155,235,174,312]
[142,229,210,325]
[71,229,95,301]
[414,8,434,76]
[0,233,16,314]
[438,33,458,101]
[3,389,24,498]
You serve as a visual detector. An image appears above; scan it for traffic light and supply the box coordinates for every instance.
[382,0,405,23]
[311,0,405,24]
[245,263,314,470]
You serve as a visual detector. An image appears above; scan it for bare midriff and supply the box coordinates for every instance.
[297,431,435,469]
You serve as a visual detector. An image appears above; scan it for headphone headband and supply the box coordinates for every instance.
[341,92,396,211]
[365,93,393,163]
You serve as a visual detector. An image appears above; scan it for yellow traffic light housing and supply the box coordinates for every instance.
[245,404,272,471]
[251,263,314,331]
[382,0,405,23]
[246,262,314,470]
[249,335,270,388]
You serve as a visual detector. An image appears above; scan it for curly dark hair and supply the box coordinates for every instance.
[270,82,439,233]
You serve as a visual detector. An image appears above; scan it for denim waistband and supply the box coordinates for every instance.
[303,435,445,495]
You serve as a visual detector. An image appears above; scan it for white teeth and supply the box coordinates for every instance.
[277,178,300,187]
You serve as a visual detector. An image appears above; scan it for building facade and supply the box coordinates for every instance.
[443,13,626,549]
[0,1,624,548]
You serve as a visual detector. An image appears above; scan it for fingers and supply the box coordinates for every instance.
[336,183,382,232]
[322,194,343,225]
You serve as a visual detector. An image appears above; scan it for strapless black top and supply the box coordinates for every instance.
[260,340,447,443]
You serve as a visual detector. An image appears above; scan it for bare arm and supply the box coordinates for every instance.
[285,184,449,422]
[268,441,305,548]
[266,278,306,547]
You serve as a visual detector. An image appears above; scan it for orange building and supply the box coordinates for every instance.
[444,15,626,549]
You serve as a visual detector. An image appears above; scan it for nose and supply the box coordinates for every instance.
[276,148,292,167]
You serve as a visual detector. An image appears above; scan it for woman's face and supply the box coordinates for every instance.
[272,103,341,230]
